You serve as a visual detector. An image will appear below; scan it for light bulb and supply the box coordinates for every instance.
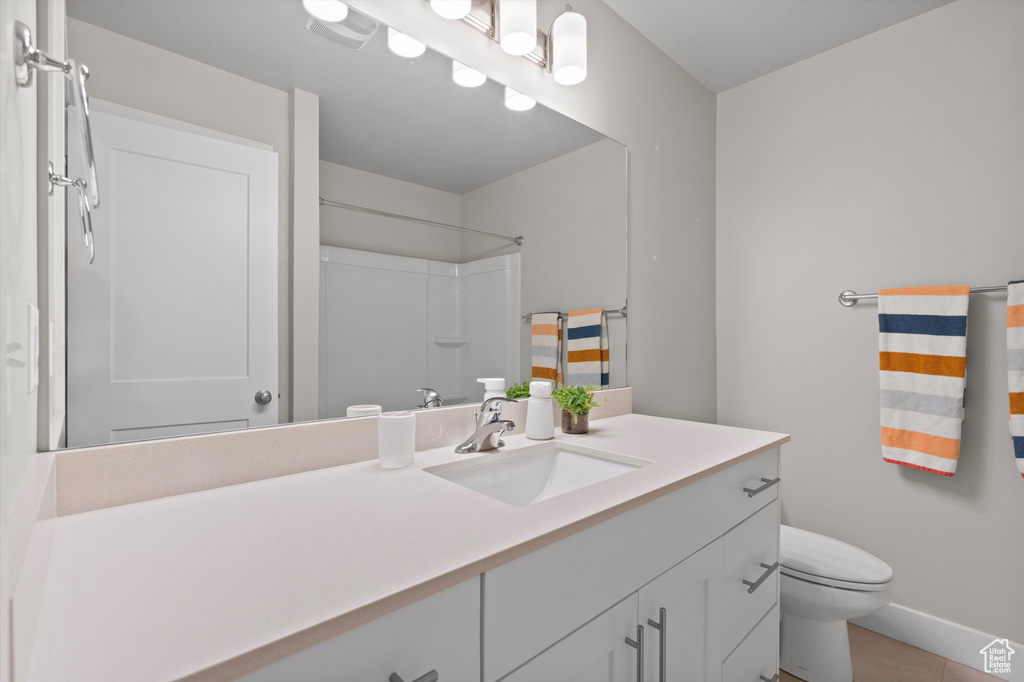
[302,0,349,23]
[430,0,472,20]
[452,61,486,87]
[551,9,587,85]
[498,0,537,56]
[504,87,536,111]
[387,28,426,58]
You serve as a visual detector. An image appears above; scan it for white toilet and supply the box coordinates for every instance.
[779,525,893,682]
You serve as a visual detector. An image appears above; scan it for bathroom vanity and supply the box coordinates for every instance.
[30,414,787,682]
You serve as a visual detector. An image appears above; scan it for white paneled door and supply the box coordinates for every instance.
[67,108,278,448]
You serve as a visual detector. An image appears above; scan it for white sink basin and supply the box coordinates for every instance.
[426,443,651,506]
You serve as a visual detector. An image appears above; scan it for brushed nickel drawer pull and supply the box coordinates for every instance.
[742,561,780,594]
[389,670,438,682]
[647,607,667,682]
[742,477,780,498]
[625,624,644,682]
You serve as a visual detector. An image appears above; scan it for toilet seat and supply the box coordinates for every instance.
[780,525,893,592]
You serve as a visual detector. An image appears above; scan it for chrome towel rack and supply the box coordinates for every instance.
[522,305,627,322]
[838,286,1009,307]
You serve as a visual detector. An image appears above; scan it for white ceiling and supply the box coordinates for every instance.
[66,0,604,195]
[603,0,955,93]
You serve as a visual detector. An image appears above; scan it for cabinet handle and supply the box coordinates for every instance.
[742,562,780,594]
[388,671,438,682]
[647,607,667,682]
[742,477,781,498]
[624,624,644,682]
[760,675,780,682]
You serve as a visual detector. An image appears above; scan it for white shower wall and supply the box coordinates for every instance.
[319,246,520,418]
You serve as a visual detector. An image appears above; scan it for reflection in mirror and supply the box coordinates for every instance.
[61,0,627,448]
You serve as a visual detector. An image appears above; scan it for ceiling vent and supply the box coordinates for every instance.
[305,9,379,50]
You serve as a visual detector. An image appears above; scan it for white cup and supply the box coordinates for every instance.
[347,404,382,417]
[378,411,416,469]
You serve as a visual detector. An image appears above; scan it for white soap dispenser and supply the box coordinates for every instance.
[526,380,555,440]
[478,377,506,401]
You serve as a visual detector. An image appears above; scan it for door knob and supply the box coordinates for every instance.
[255,390,273,405]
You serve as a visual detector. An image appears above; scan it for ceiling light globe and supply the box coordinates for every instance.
[302,0,349,23]
[387,27,427,58]
[504,87,536,112]
[453,61,486,87]
[498,0,537,56]
[430,0,472,20]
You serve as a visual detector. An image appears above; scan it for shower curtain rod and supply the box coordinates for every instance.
[319,197,525,246]
[838,285,1008,307]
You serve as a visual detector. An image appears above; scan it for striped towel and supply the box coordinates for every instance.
[878,286,970,477]
[566,309,609,388]
[531,312,562,383]
[1008,280,1024,478]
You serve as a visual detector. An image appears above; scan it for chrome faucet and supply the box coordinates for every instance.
[417,388,443,409]
[455,397,517,454]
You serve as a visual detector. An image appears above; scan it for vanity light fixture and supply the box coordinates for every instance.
[430,0,472,20]
[452,61,486,87]
[504,86,536,111]
[497,0,537,56]
[302,0,349,23]
[387,27,427,58]
[424,0,588,85]
[550,6,586,85]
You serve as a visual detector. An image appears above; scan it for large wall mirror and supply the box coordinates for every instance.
[58,0,627,449]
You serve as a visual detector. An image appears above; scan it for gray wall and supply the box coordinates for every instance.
[461,139,628,387]
[67,19,295,421]
[319,160,463,262]
[717,0,1024,641]
[348,0,719,422]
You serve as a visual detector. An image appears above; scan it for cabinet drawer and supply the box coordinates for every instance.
[239,578,479,682]
[722,500,779,656]
[717,448,779,531]
[484,473,722,682]
[498,593,639,682]
[722,606,779,682]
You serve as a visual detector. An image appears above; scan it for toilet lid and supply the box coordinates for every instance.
[780,525,893,589]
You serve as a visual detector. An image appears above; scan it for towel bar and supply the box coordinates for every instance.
[839,286,1008,307]
[522,305,627,322]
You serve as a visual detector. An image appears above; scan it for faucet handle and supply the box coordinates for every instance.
[481,396,515,412]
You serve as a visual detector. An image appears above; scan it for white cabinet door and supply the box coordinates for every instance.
[239,578,479,682]
[500,594,639,682]
[722,500,780,656]
[639,539,723,682]
[722,606,779,682]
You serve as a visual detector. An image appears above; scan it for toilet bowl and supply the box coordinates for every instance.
[779,525,893,682]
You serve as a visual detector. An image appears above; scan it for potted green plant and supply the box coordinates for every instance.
[551,384,604,434]
[505,381,531,400]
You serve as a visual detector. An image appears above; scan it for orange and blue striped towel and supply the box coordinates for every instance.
[566,308,609,388]
[531,312,562,383]
[1007,280,1024,478]
[879,285,970,476]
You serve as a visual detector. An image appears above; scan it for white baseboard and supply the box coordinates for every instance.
[851,603,1023,682]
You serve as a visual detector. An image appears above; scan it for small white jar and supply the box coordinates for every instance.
[525,380,555,440]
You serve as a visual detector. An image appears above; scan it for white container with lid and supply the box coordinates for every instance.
[378,411,416,468]
[347,404,382,418]
[525,380,554,440]
[478,377,506,401]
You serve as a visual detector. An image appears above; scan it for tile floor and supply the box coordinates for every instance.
[779,624,1001,682]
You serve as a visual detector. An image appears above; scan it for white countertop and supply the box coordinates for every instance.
[30,414,788,681]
